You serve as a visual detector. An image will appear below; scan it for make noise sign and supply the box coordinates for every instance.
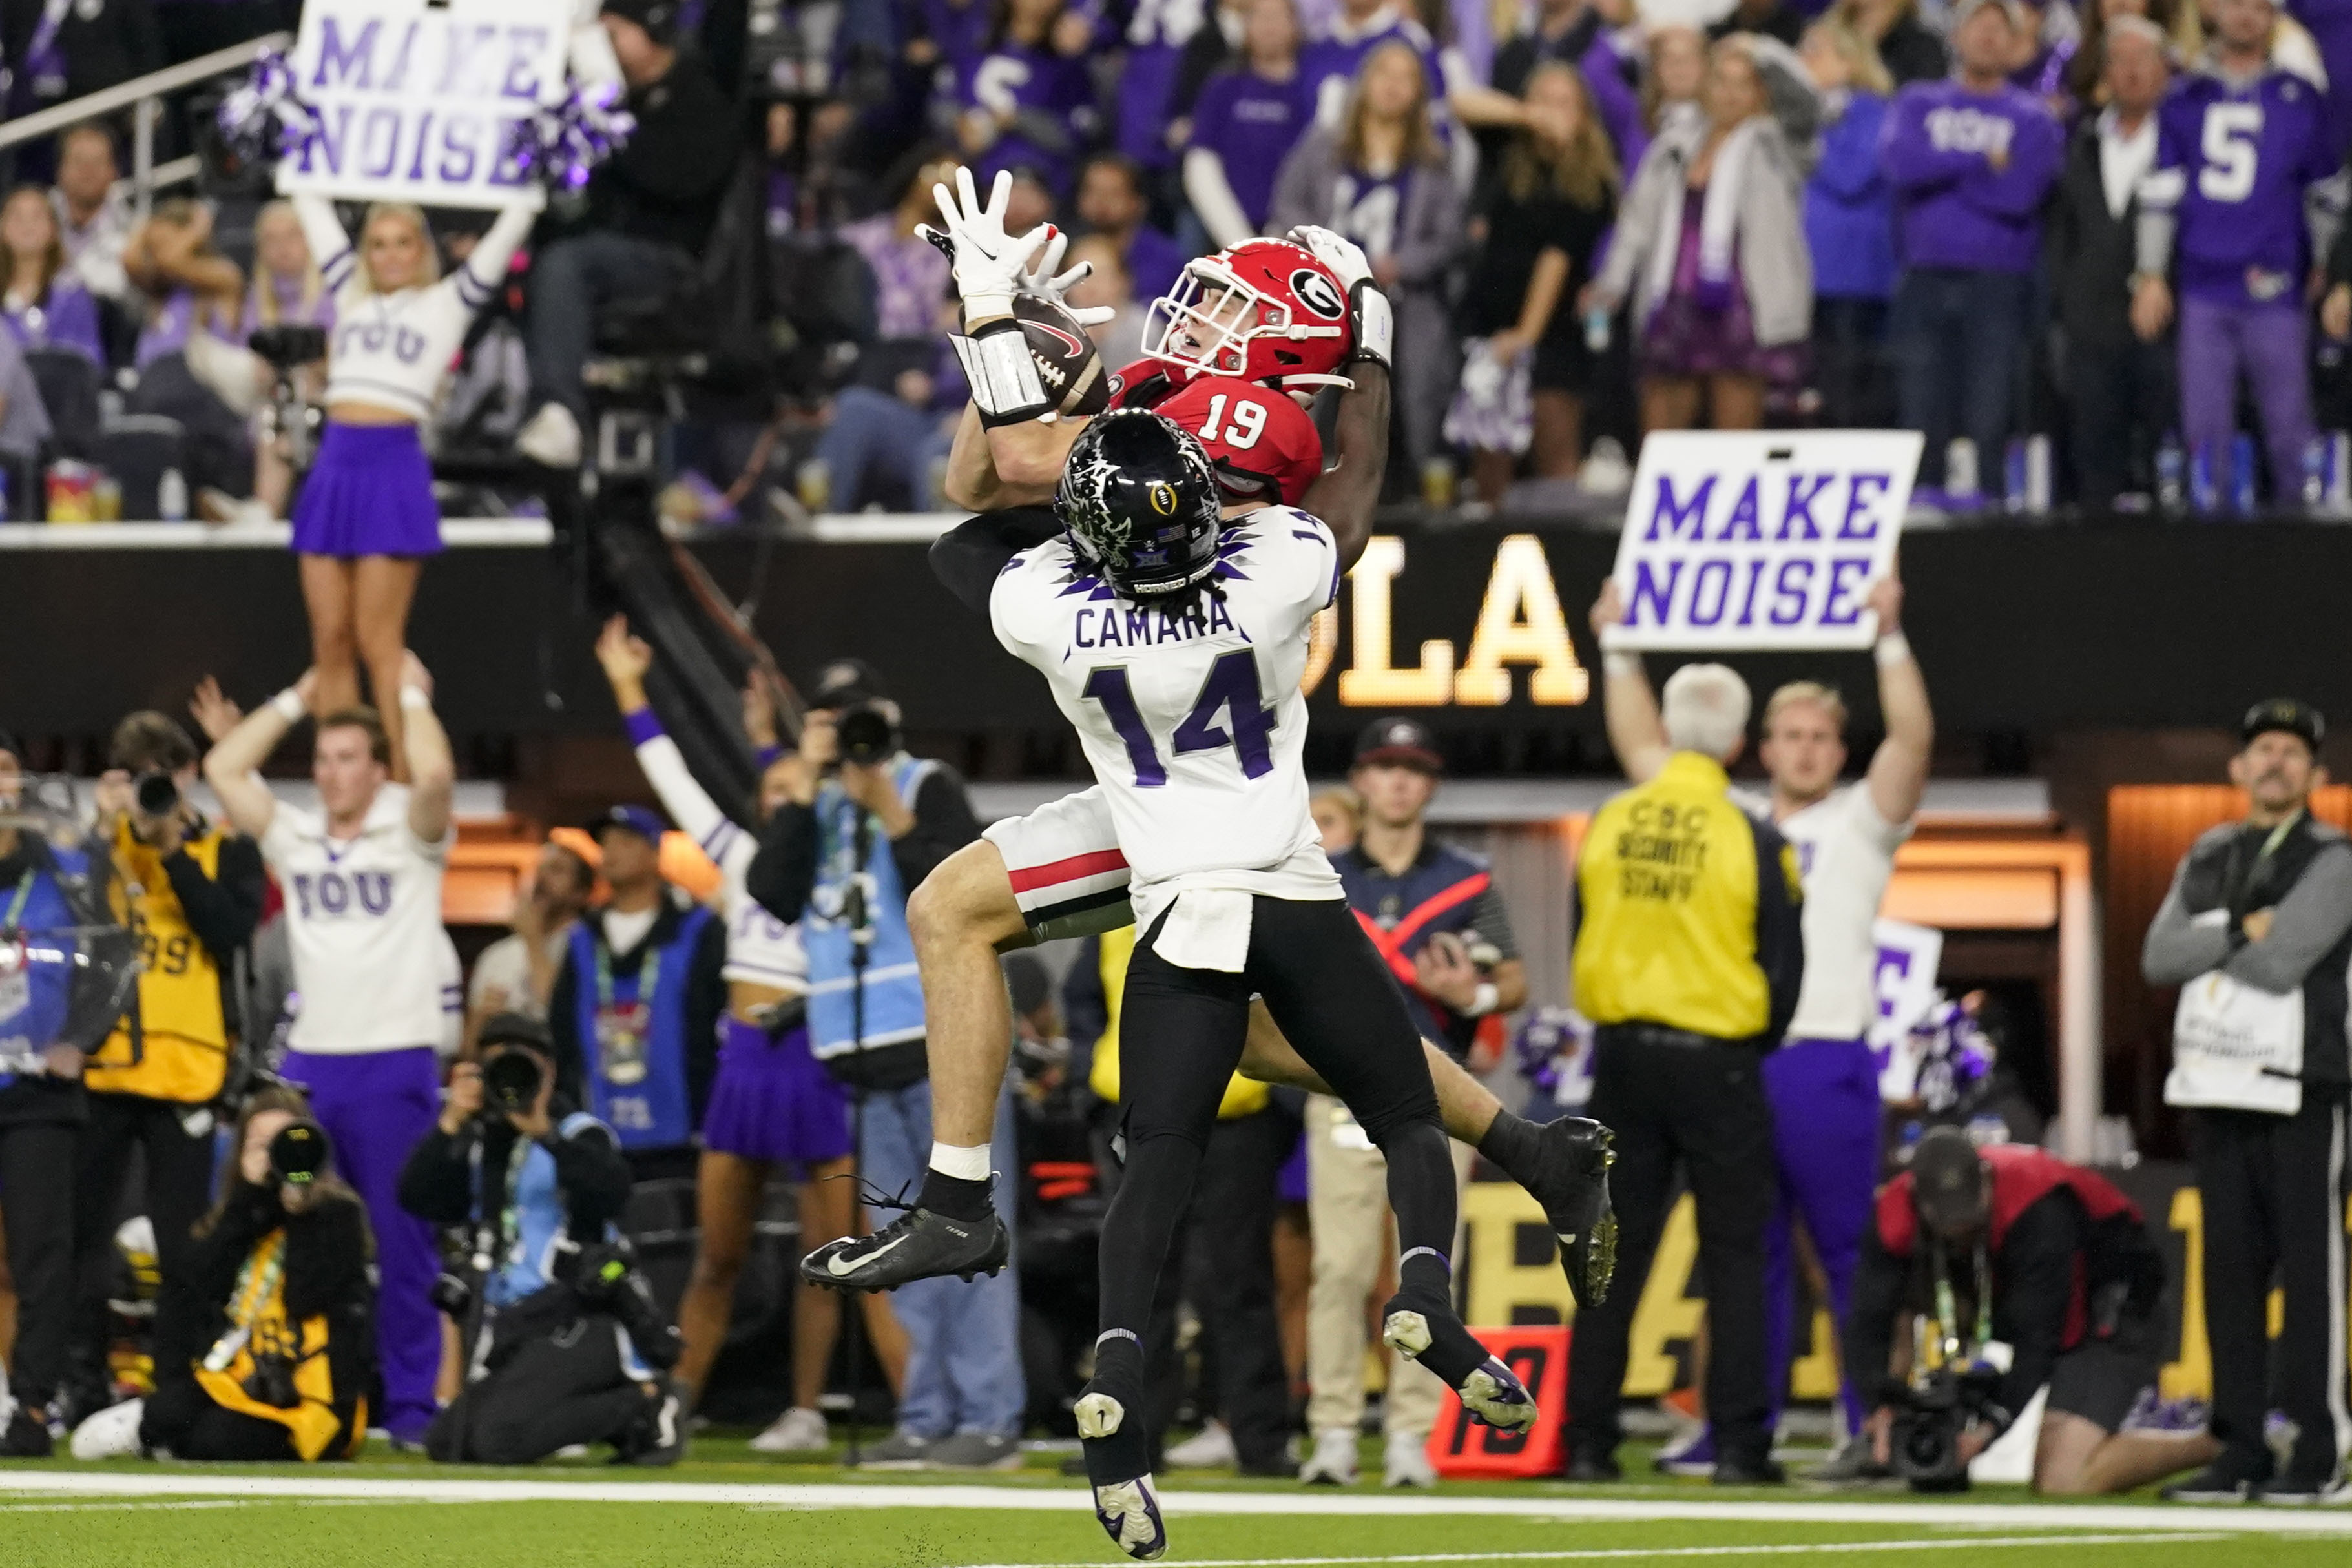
[278,0,573,210]
[1608,431,1920,650]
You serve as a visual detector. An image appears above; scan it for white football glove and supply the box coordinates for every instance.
[1285,224,1372,291]
[916,166,1052,323]
[1285,223,1390,369]
[1017,229,1116,328]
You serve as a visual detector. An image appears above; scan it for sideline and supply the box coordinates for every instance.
[0,1469,2349,1534]
[962,1534,2232,1568]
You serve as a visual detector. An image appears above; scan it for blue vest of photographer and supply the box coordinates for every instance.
[0,836,90,1095]
[803,755,938,1064]
[478,1109,619,1309]
[565,908,712,1151]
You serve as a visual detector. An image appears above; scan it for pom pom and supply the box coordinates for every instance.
[214,47,320,167]
[502,85,638,193]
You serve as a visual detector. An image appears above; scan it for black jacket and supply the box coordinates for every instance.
[395,1093,634,1268]
[745,763,984,927]
[545,898,730,1135]
[2048,118,2148,353]
[582,50,742,253]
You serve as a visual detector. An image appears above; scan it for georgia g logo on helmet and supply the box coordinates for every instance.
[1289,268,1346,322]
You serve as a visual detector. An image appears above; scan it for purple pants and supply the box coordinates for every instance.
[280,1046,444,1443]
[1759,1037,1881,1434]
[2176,294,2313,506]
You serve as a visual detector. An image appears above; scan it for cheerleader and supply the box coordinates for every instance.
[287,192,534,770]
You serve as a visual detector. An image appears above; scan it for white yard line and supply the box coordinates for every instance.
[958,1532,2231,1568]
[0,1470,2346,1535]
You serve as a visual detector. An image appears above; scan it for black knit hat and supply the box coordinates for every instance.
[601,0,678,45]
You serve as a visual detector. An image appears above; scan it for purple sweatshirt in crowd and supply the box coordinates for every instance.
[2141,65,2338,307]
[1882,77,2065,274]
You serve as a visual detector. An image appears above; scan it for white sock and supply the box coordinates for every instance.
[928,1141,991,1181]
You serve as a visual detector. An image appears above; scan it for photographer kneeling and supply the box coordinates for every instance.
[69,1088,373,1461]
[1832,1128,2217,1494]
[398,1016,684,1467]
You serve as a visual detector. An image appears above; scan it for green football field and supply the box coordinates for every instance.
[5,1435,2352,1568]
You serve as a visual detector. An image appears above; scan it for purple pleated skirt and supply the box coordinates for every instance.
[291,421,443,558]
[700,1015,854,1167]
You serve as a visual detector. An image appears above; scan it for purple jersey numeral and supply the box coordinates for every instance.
[1083,666,1168,787]
[1173,650,1276,779]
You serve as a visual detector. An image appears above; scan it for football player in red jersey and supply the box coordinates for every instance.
[798,169,1618,1363]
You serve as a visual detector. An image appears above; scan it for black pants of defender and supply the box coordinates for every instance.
[2192,1091,2351,1483]
[1143,1103,1301,1469]
[72,1091,218,1388]
[426,1317,650,1465]
[1565,1029,1778,1467]
[1107,897,1442,1343]
[141,1372,304,1461]
[0,1120,81,1412]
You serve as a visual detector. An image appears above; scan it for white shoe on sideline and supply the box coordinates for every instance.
[1299,1426,1359,1485]
[1383,1430,1437,1489]
[69,1399,146,1460]
[1164,1421,1238,1470]
[515,402,583,468]
[750,1406,831,1454]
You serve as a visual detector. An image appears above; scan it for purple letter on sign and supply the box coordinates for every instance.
[1821,557,1871,626]
[1645,474,1715,542]
[1838,473,1890,539]
[314,17,380,89]
[1627,559,1683,626]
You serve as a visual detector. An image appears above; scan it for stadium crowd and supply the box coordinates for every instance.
[0,0,2347,1518]
[13,0,2352,520]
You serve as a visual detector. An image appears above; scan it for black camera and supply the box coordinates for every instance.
[483,1048,546,1117]
[835,701,899,767]
[267,1119,331,1187]
[134,770,180,818]
[1891,1366,1999,1492]
[573,1239,683,1370]
[249,324,328,369]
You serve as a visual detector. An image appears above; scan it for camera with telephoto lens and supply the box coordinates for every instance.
[249,324,328,369]
[134,770,180,818]
[1891,1364,2001,1491]
[572,1239,683,1369]
[267,1119,329,1187]
[482,1048,546,1119]
[834,702,899,767]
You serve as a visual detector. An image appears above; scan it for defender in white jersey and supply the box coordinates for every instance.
[1002,411,1537,1559]
[594,619,868,1454]
[1593,569,1934,1467]
[804,207,1617,1354]
[203,655,462,1449]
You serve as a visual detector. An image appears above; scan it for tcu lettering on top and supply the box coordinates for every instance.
[337,320,432,363]
[1924,106,2015,158]
[291,869,395,919]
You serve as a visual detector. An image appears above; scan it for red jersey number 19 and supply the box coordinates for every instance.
[1196,393,1267,449]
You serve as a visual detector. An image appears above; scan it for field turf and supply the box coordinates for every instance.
[3,1432,2348,1567]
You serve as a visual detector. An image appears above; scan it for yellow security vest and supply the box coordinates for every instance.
[194,1230,360,1461]
[1086,926,1271,1119]
[87,817,232,1104]
[1572,752,1802,1041]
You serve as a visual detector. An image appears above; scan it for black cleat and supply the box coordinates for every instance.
[2163,1452,2273,1503]
[1563,1448,1621,1483]
[800,1204,1011,1292]
[1521,1116,1618,1308]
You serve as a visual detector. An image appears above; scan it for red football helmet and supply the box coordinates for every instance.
[1141,240,1355,391]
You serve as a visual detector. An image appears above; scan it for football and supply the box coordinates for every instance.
[1012,293,1112,418]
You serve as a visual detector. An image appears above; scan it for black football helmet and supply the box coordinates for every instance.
[1054,408,1222,597]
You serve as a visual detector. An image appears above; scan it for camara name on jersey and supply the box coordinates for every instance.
[1067,595,1244,655]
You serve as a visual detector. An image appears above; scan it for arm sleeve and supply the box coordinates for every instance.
[1844,1222,1906,1407]
[745,802,820,923]
[550,1119,634,1241]
[627,713,756,880]
[890,767,984,892]
[1989,1195,2086,1421]
[455,200,536,315]
[282,1196,372,1321]
[395,1125,478,1226]
[2141,855,2234,984]
[1468,883,1521,964]
[2136,110,2187,274]
[289,194,356,298]
[161,833,265,961]
[1813,100,1891,200]
[1753,824,1806,1044]
[929,508,1061,617]
[685,916,728,1128]
[2223,843,2352,993]
[1184,147,1258,251]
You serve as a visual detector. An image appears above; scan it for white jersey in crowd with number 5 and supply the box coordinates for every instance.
[1771,783,1911,1042]
[260,783,460,1053]
[990,506,1344,953]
